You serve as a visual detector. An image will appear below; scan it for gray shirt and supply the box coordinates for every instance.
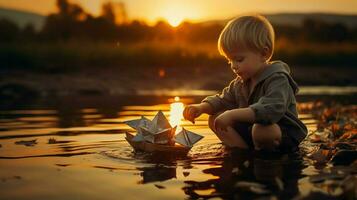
[201,60,307,143]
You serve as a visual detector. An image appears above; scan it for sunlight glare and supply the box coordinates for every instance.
[167,16,183,27]
[169,97,184,132]
[161,3,187,27]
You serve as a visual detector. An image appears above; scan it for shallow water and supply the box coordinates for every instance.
[0,94,354,199]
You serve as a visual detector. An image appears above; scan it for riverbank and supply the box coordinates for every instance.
[1,65,356,101]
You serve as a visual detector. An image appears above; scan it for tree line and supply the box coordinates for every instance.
[0,0,356,44]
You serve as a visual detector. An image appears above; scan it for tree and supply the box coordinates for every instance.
[0,18,19,42]
[41,0,86,40]
[302,18,350,43]
[101,2,115,24]
[21,23,37,41]
[57,0,85,21]
[101,1,128,25]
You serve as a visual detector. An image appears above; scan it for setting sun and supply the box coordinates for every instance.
[166,15,184,27]
[160,2,192,27]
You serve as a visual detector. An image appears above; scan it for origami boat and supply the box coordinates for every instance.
[125,132,191,154]
[123,111,203,153]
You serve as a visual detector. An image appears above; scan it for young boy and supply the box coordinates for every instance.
[183,14,307,153]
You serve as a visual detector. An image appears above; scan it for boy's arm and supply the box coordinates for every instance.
[225,107,256,123]
[214,107,255,132]
[225,74,291,125]
[201,79,238,115]
[199,102,214,115]
[247,73,292,124]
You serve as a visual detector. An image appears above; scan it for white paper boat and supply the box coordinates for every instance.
[124,116,152,142]
[124,111,175,144]
[140,126,176,144]
[148,110,172,132]
[174,128,204,147]
[124,116,152,130]
[123,110,204,152]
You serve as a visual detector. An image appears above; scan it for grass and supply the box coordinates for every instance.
[1,40,356,74]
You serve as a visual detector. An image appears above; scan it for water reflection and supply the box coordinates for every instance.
[135,153,183,184]
[138,165,177,184]
[169,96,184,132]
[0,95,344,200]
[183,149,305,199]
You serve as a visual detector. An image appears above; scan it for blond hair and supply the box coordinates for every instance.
[218,14,275,62]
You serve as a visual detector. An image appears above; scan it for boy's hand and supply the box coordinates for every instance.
[183,104,203,124]
[214,110,235,132]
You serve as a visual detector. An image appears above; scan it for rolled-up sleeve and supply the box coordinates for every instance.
[249,74,291,124]
[201,79,237,114]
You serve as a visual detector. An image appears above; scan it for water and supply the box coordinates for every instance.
[0,94,355,200]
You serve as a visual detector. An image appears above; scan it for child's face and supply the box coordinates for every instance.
[227,49,267,81]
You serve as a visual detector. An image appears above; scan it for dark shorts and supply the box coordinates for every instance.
[233,122,299,154]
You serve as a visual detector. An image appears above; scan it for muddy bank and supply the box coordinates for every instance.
[1,65,357,100]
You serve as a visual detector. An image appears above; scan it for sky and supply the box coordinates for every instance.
[0,0,356,25]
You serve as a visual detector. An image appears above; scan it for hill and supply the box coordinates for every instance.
[201,12,357,28]
[0,7,45,30]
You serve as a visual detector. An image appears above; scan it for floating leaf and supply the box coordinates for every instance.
[14,139,37,147]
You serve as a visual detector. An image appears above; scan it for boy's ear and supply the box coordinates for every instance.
[261,46,270,61]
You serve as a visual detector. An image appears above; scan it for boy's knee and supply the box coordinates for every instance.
[208,115,216,130]
[208,112,223,132]
[252,123,281,150]
[208,114,217,131]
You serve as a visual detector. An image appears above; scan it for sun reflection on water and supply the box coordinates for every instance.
[169,96,184,132]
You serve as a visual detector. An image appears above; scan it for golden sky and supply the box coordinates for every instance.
[0,0,356,25]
